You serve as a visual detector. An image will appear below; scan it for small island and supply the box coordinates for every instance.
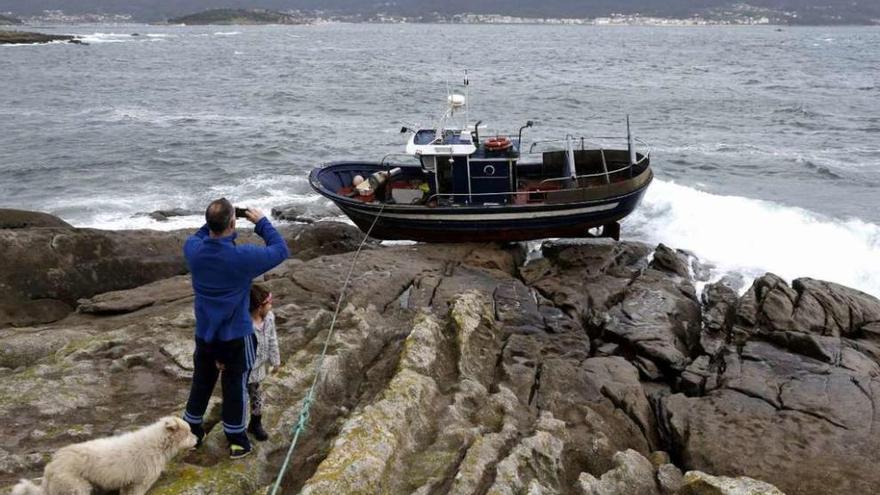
[0,30,85,45]
[167,8,307,25]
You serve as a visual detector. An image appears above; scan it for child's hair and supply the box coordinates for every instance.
[250,284,271,313]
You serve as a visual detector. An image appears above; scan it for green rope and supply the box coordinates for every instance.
[270,204,385,495]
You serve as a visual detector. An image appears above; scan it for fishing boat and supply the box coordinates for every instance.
[309,83,653,243]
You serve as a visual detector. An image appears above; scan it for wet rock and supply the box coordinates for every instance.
[650,243,690,278]
[271,202,339,224]
[290,221,377,261]
[0,208,72,229]
[534,240,652,316]
[604,269,702,373]
[147,208,198,222]
[702,281,739,333]
[677,471,785,495]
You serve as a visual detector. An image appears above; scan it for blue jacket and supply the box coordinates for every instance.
[184,217,290,342]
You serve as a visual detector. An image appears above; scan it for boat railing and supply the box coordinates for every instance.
[535,163,634,189]
[380,153,421,169]
[527,136,652,166]
[523,135,651,186]
[422,176,634,205]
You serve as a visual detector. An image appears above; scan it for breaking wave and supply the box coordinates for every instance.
[626,180,880,297]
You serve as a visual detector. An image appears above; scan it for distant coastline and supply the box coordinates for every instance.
[4,7,879,26]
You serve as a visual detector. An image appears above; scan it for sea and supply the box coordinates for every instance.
[1,24,878,296]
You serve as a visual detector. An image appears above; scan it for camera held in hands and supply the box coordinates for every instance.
[234,207,248,219]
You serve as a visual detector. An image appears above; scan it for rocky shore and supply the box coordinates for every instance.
[0,30,85,45]
[2,208,879,495]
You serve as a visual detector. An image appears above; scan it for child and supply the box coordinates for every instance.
[247,284,280,441]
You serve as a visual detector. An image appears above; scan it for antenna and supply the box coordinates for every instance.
[464,69,469,129]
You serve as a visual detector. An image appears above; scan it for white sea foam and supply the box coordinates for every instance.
[214,31,241,36]
[625,180,880,297]
[79,32,134,44]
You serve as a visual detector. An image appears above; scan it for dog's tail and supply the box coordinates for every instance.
[11,479,43,495]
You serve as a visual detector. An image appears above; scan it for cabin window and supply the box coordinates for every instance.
[420,156,436,172]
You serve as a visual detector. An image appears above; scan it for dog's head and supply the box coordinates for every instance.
[160,417,198,452]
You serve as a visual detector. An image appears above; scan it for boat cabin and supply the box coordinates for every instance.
[407,127,520,205]
[400,125,643,207]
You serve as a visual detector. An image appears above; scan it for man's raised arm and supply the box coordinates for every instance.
[241,209,290,277]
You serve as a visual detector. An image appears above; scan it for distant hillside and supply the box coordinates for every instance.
[0,13,22,25]
[1,0,879,24]
[168,8,305,25]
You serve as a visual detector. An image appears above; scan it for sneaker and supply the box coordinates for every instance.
[229,443,252,460]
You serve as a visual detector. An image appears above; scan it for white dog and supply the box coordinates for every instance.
[12,416,197,495]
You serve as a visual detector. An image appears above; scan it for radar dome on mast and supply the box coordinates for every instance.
[447,93,466,108]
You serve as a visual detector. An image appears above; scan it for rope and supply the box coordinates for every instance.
[270,203,386,495]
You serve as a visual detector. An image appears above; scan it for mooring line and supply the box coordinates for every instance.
[270,203,385,495]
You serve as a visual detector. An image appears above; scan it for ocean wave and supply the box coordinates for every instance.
[625,180,880,298]
[71,173,332,231]
[79,32,134,44]
[797,158,843,180]
[214,31,241,36]
[93,106,262,126]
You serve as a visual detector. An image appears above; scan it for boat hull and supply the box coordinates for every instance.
[310,163,652,242]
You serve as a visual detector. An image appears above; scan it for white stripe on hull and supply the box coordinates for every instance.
[345,202,619,222]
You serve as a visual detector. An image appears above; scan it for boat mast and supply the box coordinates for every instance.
[464,70,469,133]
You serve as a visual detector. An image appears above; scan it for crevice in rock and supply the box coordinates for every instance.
[650,394,684,469]
[427,276,443,310]
[490,334,511,394]
[527,361,543,408]
[598,384,652,446]
[731,385,850,430]
[850,376,877,434]
[276,329,409,494]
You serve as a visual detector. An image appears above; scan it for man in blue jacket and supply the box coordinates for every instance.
[182,198,290,459]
